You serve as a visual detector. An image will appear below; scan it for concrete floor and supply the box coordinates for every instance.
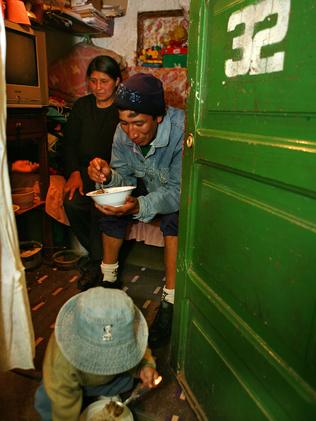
[0,241,198,421]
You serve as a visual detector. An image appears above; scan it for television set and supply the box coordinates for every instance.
[5,20,49,108]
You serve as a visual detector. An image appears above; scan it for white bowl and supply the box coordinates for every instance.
[80,396,133,421]
[86,186,136,207]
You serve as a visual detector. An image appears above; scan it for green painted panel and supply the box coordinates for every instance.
[172,0,316,419]
[181,288,316,419]
[203,0,316,113]
[196,127,316,192]
[184,312,270,420]
[191,164,316,384]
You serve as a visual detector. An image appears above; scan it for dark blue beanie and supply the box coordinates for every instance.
[114,73,165,116]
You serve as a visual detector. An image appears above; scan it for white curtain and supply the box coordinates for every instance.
[0,14,35,370]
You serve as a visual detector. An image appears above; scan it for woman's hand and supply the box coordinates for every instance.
[95,196,139,216]
[64,171,83,200]
[139,366,161,389]
[88,157,111,184]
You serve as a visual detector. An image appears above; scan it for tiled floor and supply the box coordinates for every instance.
[0,241,199,421]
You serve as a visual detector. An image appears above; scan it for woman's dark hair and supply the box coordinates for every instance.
[87,55,122,82]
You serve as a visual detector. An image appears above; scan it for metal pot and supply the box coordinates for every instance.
[52,249,81,269]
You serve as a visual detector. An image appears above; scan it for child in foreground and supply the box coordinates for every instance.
[34,287,159,420]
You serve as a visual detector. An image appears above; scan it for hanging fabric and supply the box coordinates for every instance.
[0,13,35,371]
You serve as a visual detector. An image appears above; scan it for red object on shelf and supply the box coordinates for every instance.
[161,47,188,55]
[6,0,31,25]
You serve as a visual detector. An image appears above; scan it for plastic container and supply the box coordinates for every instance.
[52,249,81,269]
[20,241,42,270]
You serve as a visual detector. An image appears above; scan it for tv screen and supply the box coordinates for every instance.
[5,21,49,108]
[6,28,38,87]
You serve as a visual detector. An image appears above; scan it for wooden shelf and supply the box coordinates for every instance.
[7,108,53,246]
[43,10,114,37]
[15,200,45,216]
[6,108,49,200]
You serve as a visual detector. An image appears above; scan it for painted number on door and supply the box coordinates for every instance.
[225,0,291,77]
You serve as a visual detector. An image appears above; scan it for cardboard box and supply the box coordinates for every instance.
[162,54,187,68]
[71,0,86,7]
[90,0,102,11]
[161,47,188,55]
[102,0,128,14]
[71,0,103,11]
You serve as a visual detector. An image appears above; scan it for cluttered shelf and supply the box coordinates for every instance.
[6,108,50,201]
[42,8,114,37]
[5,0,126,37]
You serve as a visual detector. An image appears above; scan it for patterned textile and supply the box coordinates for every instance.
[142,16,187,49]
[128,66,188,110]
[45,175,70,226]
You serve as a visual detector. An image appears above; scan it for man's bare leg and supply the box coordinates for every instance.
[102,233,124,264]
[164,235,178,290]
[100,233,124,284]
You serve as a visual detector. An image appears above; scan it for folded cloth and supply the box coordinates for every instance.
[127,221,164,247]
[45,175,70,226]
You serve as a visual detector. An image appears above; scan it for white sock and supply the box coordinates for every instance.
[100,262,119,283]
[162,286,175,304]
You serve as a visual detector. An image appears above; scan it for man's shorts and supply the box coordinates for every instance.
[99,211,179,239]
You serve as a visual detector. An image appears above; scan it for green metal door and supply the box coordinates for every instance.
[172,1,316,419]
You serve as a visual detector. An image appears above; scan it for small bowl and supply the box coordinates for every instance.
[12,187,34,209]
[52,249,81,269]
[20,241,42,270]
[86,186,136,207]
[80,396,133,421]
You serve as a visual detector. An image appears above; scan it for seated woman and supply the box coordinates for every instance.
[62,55,122,290]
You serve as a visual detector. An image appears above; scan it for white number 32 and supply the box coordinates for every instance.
[225,0,291,77]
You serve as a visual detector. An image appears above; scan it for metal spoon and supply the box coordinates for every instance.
[108,375,162,417]
[100,182,106,193]
[107,376,162,417]
[122,376,162,406]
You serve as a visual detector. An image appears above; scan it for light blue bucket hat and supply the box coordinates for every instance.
[55,287,148,375]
